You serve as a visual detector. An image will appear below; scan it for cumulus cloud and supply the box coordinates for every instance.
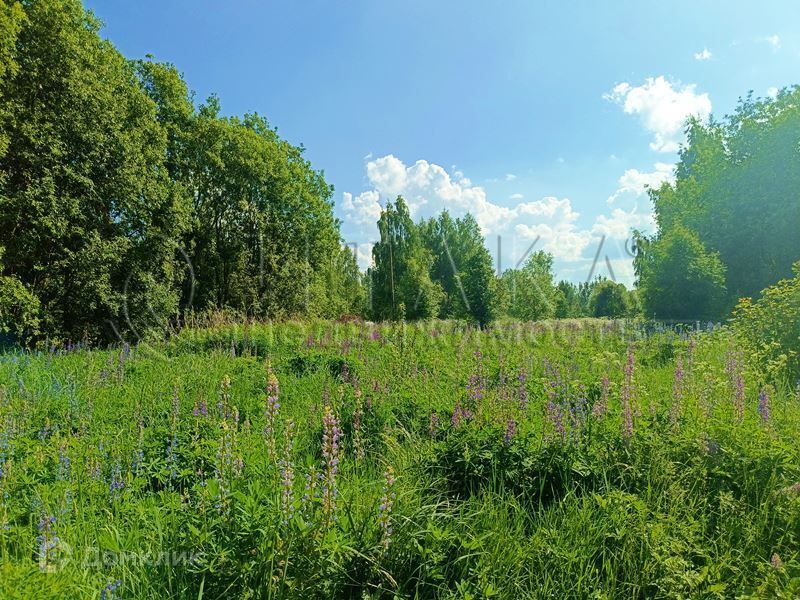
[592,208,655,240]
[694,48,712,61]
[765,34,781,50]
[604,76,712,153]
[607,162,675,206]
[505,173,517,181]
[767,86,779,98]
[339,155,653,284]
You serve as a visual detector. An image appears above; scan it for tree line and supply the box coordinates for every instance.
[366,197,638,325]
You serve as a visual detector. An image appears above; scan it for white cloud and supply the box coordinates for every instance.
[694,48,712,61]
[765,34,781,50]
[342,190,382,226]
[340,155,655,284]
[767,86,779,98]
[604,76,712,153]
[607,162,674,206]
[341,155,597,266]
[592,208,655,240]
[505,173,517,181]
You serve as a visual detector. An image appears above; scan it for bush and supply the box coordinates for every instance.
[733,261,800,381]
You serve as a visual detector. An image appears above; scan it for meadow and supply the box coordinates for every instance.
[0,319,798,599]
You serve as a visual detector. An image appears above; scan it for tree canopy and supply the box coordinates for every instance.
[0,0,359,343]
[636,88,800,319]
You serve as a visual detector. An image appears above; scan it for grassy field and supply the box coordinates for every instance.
[0,319,798,598]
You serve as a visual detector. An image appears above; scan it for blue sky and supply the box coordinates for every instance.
[86,0,800,284]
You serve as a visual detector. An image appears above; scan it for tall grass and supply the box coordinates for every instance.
[0,319,798,598]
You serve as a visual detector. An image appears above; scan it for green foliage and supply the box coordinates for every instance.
[589,278,630,318]
[369,197,443,321]
[421,211,496,325]
[0,0,186,342]
[642,88,800,317]
[733,261,800,381]
[499,251,558,320]
[636,225,727,320]
[0,250,39,342]
[0,1,356,343]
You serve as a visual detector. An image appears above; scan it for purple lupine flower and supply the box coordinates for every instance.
[504,418,517,445]
[758,387,770,424]
[165,433,179,484]
[279,420,295,525]
[569,394,588,440]
[592,374,610,418]
[57,443,70,481]
[429,412,439,438]
[546,396,565,442]
[100,579,122,600]
[321,405,341,519]
[378,466,397,550]
[670,356,684,427]
[193,396,208,418]
[109,462,125,498]
[37,514,58,571]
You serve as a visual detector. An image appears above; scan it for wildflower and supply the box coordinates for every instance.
[758,387,770,424]
[321,405,341,519]
[378,466,397,550]
[101,579,122,600]
[37,514,58,571]
[109,462,125,498]
[451,401,472,428]
[57,443,70,481]
[429,412,439,437]
[771,553,783,570]
[193,396,208,418]
[504,418,517,445]
[301,465,319,521]
[546,396,565,442]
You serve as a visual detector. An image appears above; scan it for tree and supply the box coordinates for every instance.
[421,211,496,325]
[635,226,727,320]
[0,0,186,342]
[589,279,630,318]
[554,280,583,318]
[646,89,800,314]
[369,197,442,321]
[500,251,558,321]
[135,61,344,321]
